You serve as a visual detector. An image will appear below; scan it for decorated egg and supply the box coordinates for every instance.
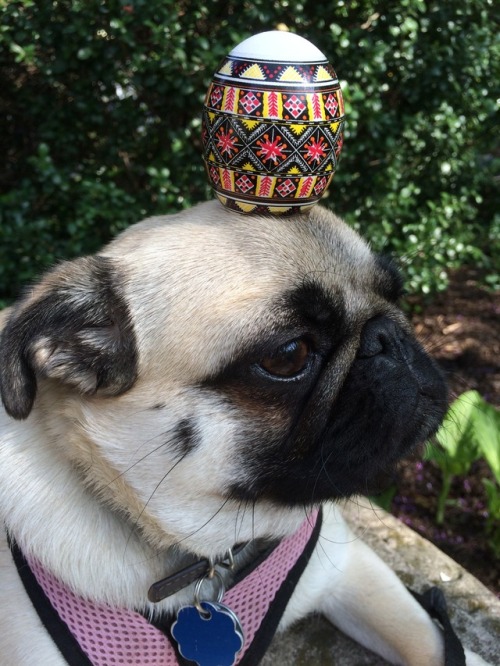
[201,30,345,215]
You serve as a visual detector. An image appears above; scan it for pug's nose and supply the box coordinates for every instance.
[357,315,406,359]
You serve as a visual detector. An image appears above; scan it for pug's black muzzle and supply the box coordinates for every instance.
[233,316,447,506]
[315,315,448,495]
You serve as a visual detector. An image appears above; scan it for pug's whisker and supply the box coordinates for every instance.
[418,339,450,357]
[169,497,232,550]
[302,265,345,284]
[234,500,243,544]
[234,499,250,545]
[300,500,342,567]
[243,499,255,543]
[126,430,178,466]
[415,334,440,353]
[313,443,343,499]
[347,494,376,513]
[250,501,255,542]
[124,451,190,550]
[317,529,361,550]
[105,432,182,489]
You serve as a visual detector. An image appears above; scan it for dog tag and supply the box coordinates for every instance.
[171,601,244,666]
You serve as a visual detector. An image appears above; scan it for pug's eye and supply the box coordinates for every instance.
[259,339,312,378]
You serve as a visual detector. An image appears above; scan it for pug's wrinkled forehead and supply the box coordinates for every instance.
[102,200,403,382]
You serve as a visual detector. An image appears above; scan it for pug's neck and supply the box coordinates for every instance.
[0,410,305,616]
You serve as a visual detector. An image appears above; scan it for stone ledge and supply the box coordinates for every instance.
[261,500,500,665]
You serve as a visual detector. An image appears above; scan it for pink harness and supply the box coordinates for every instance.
[19,511,320,665]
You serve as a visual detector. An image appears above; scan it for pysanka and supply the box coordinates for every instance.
[201,30,345,215]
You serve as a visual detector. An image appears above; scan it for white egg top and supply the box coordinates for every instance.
[229,31,327,63]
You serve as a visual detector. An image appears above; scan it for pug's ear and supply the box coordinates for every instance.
[0,255,138,420]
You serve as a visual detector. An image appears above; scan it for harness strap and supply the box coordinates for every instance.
[9,510,322,666]
[411,586,466,666]
[10,539,93,666]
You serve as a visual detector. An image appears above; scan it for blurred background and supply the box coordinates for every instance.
[1,0,498,591]
[1,0,498,301]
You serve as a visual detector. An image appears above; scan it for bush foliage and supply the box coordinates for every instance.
[1,0,498,303]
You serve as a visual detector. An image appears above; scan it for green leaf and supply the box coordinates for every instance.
[369,485,397,512]
[433,390,483,472]
[483,478,500,518]
[472,400,500,482]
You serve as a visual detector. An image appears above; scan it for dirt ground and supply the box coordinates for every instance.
[391,267,500,596]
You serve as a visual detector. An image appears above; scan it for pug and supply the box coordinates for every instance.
[0,201,491,666]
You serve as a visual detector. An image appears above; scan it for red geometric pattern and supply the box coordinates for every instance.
[314,176,329,195]
[210,169,333,205]
[255,133,288,165]
[303,135,329,165]
[204,115,342,176]
[205,84,343,122]
[283,95,307,119]
[221,169,232,190]
[335,133,344,158]
[266,91,280,118]
[209,165,220,185]
[324,93,338,116]
[259,176,273,197]
[239,91,261,114]
[310,94,323,121]
[223,87,237,112]
[276,179,297,197]
[298,176,314,198]
[216,127,239,158]
[210,85,224,107]
[202,52,345,213]
[235,174,254,193]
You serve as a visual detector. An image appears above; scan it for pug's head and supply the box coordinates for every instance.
[0,201,446,550]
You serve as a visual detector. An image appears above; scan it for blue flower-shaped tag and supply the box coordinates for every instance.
[171,601,244,666]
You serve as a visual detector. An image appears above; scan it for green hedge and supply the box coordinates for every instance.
[1,0,498,304]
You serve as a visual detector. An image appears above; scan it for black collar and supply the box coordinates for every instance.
[147,541,254,603]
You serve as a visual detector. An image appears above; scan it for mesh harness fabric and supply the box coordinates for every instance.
[10,510,322,666]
